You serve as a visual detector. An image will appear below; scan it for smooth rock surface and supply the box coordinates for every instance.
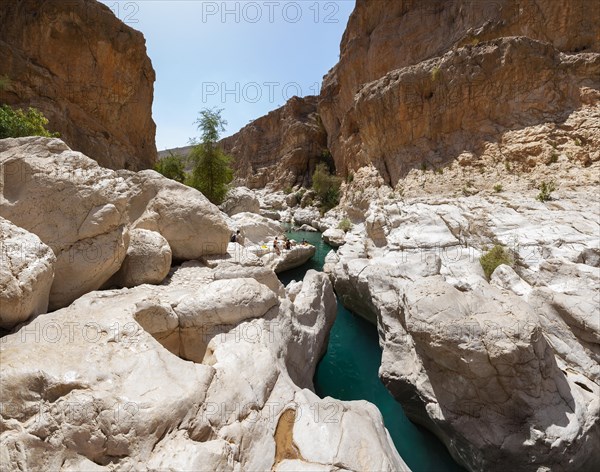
[326,189,600,471]
[322,228,346,247]
[0,137,230,309]
[110,229,172,288]
[0,217,56,329]
[0,261,408,471]
[220,186,261,216]
[293,208,320,228]
[229,212,282,246]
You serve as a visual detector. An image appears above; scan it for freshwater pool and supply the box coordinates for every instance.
[279,229,464,472]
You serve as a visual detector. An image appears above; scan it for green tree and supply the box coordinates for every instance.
[312,162,341,212]
[0,105,59,139]
[187,108,233,204]
[154,151,186,183]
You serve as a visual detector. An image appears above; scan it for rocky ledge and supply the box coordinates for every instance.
[325,183,600,471]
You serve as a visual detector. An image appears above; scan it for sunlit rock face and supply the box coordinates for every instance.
[220,96,328,190]
[0,137,231,310]
[325,188,600,471]
[0,0,157,170]
[318,0,600,184]
[0,261,409,472]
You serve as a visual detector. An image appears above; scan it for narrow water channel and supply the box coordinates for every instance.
[279,229,464,472]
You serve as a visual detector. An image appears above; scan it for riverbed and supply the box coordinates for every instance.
[279,229,464,472]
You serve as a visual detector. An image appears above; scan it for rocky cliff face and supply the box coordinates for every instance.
[0,0,156,170]
[319,0,600,183]
[225,0,598,189]
[220,96,327,190]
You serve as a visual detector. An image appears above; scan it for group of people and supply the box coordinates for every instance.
[272,236,293,255]
[231,229,309,257]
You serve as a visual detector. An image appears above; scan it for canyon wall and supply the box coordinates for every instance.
[220,95,327,189]
[318,0,600,184]
[226,0,599,188]
[0,0,156,170]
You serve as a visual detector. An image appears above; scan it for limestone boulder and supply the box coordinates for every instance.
[230,212,283,246]
[121,169,231,260]
[254,244,316,274]
[220,186,260,216]
[0,137,131,309]
[322,228,346,247]
[0,260,408,471]
[293,208,320,228]
[0,217,55,329]
[110,229,172,288]
[0,137,231,309]
[260,209,281,221]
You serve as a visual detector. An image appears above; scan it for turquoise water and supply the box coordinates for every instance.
[280,230,464,472]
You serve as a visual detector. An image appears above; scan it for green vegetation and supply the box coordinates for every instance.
[431,66,441,81]
[480,245,513,280]
[154,152,186,183]
[421,162,427,172]
[0,105,59,139]
[346,171,354,184]
[312,162,341,213]
[0,76,58,139]
[187,108,233,205]
[338,217,352,233]
[537,181,556,202]
[493,184,503,193]
[283,186,293,195]
[546,151,559,165]
[574,137,582,146]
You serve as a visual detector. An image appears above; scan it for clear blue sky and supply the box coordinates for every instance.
[99,1,355,150]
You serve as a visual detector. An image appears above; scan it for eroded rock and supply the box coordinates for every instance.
[0,0,156,170]
[326,190,600,471]
[0,137,230,309]
[0,262,408,471]
[0,217,55,329]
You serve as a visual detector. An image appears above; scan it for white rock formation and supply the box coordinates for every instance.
[293,208,320,228]
[220,186,261,216]
[322,228,346,247]
[110,229,172,288]
[245,243,317,274]
[0,217,56,329]
[229,212,283,246]
[0,137,231,309]
[0,259,409,471]
[326,189,600,471]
